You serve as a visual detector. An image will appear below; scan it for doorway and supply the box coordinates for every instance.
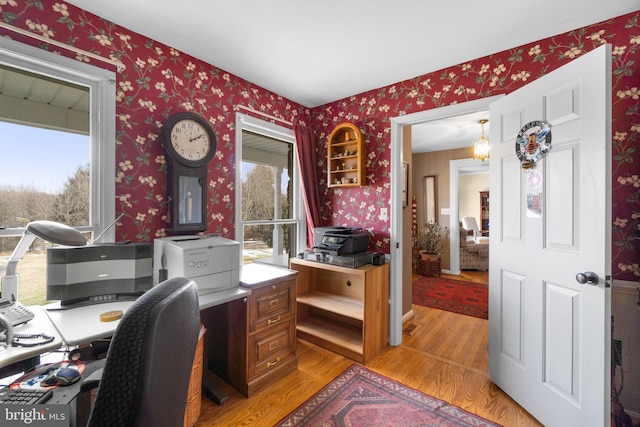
[448,158,489,276]
[389,95,502,345]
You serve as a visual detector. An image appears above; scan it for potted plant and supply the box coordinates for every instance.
[417,223,449,276]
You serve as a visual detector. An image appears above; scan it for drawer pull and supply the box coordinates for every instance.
[267,357,280,368]
[268,316,280,325]
[269,299,279,307]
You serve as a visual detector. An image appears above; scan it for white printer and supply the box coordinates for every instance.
[153,234,240,293]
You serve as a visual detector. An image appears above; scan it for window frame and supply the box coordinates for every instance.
[235,113,306,264]
[0,36,116,242]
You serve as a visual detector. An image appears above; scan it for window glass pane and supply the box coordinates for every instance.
[242,223,296,268]
[0,64,91,305]
[0,233,90,305]
[241,131,292,221]
[239,122,302,267]
[0,41,114,307]
[0,122,90,227]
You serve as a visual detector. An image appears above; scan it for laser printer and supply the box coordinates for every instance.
[153,234,240,293]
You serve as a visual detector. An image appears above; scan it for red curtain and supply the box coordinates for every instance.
[294,124,323,248]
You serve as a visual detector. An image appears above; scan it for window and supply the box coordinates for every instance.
[235,113,305,267]
[0,37,116,305]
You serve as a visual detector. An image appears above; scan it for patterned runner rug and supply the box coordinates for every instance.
[412,276,488,319]
[275,364,500,426]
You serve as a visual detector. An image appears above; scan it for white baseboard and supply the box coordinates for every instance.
[402,309,415,325]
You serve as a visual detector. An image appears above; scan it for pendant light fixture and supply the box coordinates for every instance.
[474,119,490,162]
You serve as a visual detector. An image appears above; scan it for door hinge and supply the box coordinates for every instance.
[396,242,399,249]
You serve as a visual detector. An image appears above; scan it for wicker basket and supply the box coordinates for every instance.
[418,253,441,277]
[184,325,205,427]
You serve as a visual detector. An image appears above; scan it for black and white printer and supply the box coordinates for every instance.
[153,234,240,294]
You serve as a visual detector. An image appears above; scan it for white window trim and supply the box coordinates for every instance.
[0,37,116,241]
[234,113,306,261]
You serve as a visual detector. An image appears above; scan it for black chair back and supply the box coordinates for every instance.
[87,277,200,427]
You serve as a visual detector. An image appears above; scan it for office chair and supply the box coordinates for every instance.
[84,277,200,427]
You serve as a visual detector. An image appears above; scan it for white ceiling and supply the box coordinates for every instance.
[63,0,638,151]
[411,110,490,153]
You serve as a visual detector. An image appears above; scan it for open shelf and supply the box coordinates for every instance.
[296,317,363,359]
[290,258,389,364]
[297,290,363,321]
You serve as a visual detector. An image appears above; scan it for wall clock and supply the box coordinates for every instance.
[161,112,217,234]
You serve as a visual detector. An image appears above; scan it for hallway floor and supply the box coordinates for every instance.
[413,269,488,285]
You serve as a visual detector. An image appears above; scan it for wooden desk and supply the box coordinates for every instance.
[44,301,135,346]
[43,287,251,347]
[205,263,298,397]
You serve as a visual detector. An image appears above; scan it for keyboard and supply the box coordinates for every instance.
[0,388,52,404]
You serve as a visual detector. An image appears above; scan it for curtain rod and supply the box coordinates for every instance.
[236,105,293,126]
[0,22,126,72]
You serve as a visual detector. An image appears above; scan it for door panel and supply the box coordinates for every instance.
[500,270,525,363]
[546,81,581,125]
[544,281,580,398]
[501,156,524,242]
[546,143,578,249]
[489,44,611,427]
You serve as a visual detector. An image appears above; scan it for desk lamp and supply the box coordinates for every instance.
[1,220,87,301]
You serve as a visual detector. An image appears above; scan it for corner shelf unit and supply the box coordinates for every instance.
[327,123,365,188]
[290,258,389,364]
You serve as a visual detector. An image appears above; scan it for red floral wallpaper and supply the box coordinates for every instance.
[0,0,308,242]
[1,2,638,280]
[307,12,640,281]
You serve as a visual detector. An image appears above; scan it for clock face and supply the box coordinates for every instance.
[170,119,210,162]
[162,112,217,167]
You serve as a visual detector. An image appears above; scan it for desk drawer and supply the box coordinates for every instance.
[249,279,295,332]
[249,320,295,378]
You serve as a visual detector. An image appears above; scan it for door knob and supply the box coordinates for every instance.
[575,271,599,285]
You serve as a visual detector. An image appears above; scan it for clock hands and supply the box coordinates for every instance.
[190,133,205,142]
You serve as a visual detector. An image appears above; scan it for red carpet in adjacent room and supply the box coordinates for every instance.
[274,364,500,426]
[412,275,488,319]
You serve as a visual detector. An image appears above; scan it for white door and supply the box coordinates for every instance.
[488,44,611,427]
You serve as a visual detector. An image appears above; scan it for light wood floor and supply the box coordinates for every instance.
[439,269,489,284]
[195,271,542,427]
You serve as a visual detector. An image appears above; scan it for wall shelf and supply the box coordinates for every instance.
[327,123,365,187]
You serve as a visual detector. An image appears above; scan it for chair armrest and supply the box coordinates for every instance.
[80,367,103,393]
[464,243,480,253]
[476,244,489,257]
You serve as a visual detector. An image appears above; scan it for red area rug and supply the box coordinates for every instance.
[275,364,500,426]
[412,276,488,319]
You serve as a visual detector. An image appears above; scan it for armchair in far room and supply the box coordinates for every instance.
[459,227,489,271]
[461,216,489,243]
[74,277,201,427]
